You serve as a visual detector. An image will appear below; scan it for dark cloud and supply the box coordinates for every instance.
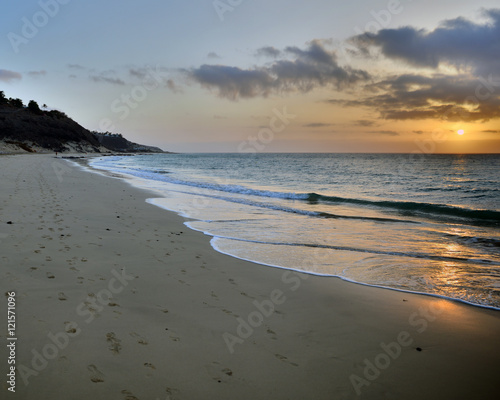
[186,40,370,100]
[303,123,332,128]
[0,69,22,82]
[166,79,182,93]
[28,70,47,77]
[90,75,125,85]
[413,130,424,134]
[331,73,500,122]
[207,52,221,59]
[67,64,86,70]
[351,9,500,76]
[482,129,499,133]
[256,46,281,58]
[369,130,400,136]
[284,41,336,65]
[188,65,274,99]
[129,68,147,79]
[354,119,376,126]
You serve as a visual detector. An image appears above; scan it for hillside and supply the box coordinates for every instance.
[0,95,165,154]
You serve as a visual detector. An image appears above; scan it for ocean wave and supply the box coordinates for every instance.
[306,193,500,224]
[210,235,500,266]
[169,189,415,224]
[445,233,500,249]
[91,158,500,226]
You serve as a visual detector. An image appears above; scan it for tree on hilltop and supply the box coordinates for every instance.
[28,100,43,115]
[9,98,24,108]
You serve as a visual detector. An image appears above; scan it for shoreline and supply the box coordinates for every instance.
[90,154,500,312]
[1,154,499,399]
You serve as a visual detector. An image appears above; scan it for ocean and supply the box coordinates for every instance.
[89,153,500,309]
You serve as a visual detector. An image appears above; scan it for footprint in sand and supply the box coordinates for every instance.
[165,387,180,398]
[274,354,299,367]
[58,292,67,301]
[169,334,180,342]
[65,325,77,334]
[46,272,55,279]
[106,332,122,354]
[120,389,139,400]
[266,328,277,339]
[205,362,233,383]
[87,364,105,383]
[130,332,148,345]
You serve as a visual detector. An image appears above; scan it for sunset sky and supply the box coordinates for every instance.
[1,0,499,153]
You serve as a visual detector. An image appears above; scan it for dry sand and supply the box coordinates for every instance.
[1,154,499,400]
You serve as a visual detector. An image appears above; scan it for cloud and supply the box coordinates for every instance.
[186,40,370,100]
[256,46,282,58]
[482,129,499,133]
[368,130,400,136]
[67,64,86,70]
[0,69,22,82]
[351,9,500,76]
[354,119,376,126]
[207,52,221,59]
[337,10,500,123]
[127,66,175,91]
[129,68,147,79]
[90,75,125,85]
[303,122,332,128]
[28,70,47,77]
[331,73,500,122]
[166,79,182,93]
[413,130,424,134]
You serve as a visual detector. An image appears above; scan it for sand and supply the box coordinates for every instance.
[1,154,499,400]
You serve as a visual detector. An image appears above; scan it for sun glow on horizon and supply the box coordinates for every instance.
[457,129,465,135]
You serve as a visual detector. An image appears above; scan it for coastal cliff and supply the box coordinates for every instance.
[0,93,165,154]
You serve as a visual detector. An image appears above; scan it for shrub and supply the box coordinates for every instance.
[28,100,43,115]
[9,98,24,108]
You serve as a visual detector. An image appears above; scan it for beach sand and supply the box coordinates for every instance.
[1,154,499,400]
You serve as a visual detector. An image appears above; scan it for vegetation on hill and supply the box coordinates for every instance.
[0,91,164,153]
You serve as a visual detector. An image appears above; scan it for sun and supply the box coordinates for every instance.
[457,129,465,135]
